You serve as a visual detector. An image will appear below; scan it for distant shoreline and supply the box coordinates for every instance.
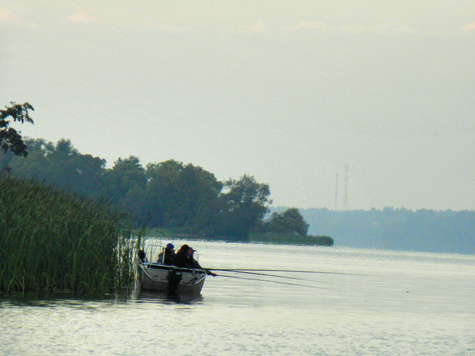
[143,229,334,246]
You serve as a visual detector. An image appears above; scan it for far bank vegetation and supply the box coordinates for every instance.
[1,136,332,245]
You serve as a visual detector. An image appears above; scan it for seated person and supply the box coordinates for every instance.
[157,243,175,265]
[173,244,194,267]
[173,244,216,276]
[138,249,147,263]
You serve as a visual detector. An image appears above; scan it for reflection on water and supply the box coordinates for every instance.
[2,288,205,308]
[1,242,474,356]
[133,290,204,305]
[1,291,120,307]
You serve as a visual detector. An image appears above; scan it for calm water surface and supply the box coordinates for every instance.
[1,241,474,355]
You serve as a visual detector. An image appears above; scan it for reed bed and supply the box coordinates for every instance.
[0,176,138,295]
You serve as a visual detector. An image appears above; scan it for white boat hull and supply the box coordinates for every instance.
[138,263,207,294]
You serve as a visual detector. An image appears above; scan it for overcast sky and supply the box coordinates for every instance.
[1,1,474,211]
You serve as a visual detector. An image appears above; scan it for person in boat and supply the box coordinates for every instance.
[138,249,147,263]
[173,244,217,276]
[157,243,175,265]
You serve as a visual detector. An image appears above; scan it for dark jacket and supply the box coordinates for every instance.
[157,249,175,265]
[173,250,201,268]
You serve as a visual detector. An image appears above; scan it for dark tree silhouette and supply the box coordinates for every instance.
[0,102,34,157]
[264,208,309,235]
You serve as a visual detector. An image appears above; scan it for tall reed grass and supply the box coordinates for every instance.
[0,176,139,295]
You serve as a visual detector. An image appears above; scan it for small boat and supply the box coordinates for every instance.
[138,262,207,294]
[137,247,207,294]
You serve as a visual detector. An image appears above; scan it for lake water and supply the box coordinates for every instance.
[1,240,474,355]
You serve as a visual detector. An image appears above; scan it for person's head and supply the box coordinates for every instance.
[178,244,190,254]
[166,243,174,251]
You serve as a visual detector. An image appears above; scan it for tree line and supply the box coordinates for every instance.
[1,136,311,241]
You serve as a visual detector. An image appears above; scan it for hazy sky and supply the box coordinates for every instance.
[1,1,474,211]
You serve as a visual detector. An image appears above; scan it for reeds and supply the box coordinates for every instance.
[0,176,138,295]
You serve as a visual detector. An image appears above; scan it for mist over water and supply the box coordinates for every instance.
[2,241,474,355]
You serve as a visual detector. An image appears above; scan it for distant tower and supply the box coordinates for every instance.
[334,173,339,210]
[344,164,349,211]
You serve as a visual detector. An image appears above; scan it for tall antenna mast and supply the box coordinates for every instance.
[344,164,349,211]
[334,173,339,210]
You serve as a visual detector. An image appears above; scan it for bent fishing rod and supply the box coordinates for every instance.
[209,268,369,276]
[216,273,334,290]
[210,269,330,284]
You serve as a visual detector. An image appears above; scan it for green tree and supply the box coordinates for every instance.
[264,208,309,235]
[0,102,34,157]
[46,139,85,193]
[102,156,146,208]
[143,160,184,227]
[218,175,271,240]
[144,160,222,233]
[6,138,107,199]
[2,138,53,179]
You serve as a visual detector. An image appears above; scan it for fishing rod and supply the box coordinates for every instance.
[212,269,330,284]
[217,273,334,290]
[209,268,369,276]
